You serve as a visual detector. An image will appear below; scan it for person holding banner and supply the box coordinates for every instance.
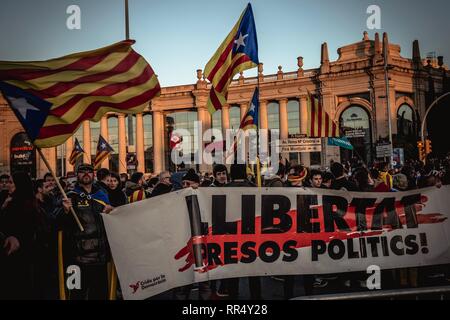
[173,169,212,300]
[222,164,261,300]
[211,164,229,187]
[58,164,113,300]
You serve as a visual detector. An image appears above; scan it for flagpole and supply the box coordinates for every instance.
[256,69,262,188]
[37,147,84,232]
[125,0,130,40]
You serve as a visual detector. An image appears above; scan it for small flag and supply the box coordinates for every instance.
[170,132,182,150]
[204,3,259,114]
[239,87,259,131]
[93,135,114,169]
[0,40,160,148]
[307,91,339,138]
[69,138,85,166]
[225,88,259,163]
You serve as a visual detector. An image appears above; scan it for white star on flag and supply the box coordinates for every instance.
[8,96,40,119]
[234,33,248,50]
[249,103,256,112]
[101,142,106,149]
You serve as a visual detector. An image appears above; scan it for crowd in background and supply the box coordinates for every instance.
[0,151,449,300]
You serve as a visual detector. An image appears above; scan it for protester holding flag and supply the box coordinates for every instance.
[57,163,112,300]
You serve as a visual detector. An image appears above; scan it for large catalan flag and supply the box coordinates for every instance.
[93,135,114,170]
[204,3,259,115]
[0,40,160,148]
[307,92,339,138]
[69,138,85,166]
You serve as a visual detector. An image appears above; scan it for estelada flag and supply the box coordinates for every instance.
[0,40,160,148]
[69,137,85,166]
[93,135,114,170]
[204,3,259,115]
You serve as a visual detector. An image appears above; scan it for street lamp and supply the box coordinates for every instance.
[420,91,450,147]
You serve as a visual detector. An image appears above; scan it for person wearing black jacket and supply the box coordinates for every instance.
[59,163,113,300]
[0,172,39,300]
[330,162,358,191]
[95,168,111,194]
[151,171,173,197]
[222,164,260,300]
[107,172,127,207]
[34,179,61,299]
[211,164,228,187]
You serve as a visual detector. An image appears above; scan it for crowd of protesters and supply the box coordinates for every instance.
[0,152,449,300]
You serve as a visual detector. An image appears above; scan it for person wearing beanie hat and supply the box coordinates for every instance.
[181,169,200,189]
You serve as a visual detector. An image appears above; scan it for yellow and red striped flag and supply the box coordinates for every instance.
[204,3,259,115]
[0,40,160,148]
[307,92,339,138]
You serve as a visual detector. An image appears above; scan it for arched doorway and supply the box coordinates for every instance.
[10,132,36,178]
[339,105,373,164]
[395,104,417,160]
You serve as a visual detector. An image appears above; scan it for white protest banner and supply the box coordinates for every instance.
[102,186,450,300]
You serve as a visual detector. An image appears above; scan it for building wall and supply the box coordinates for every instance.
[0,33,448,176]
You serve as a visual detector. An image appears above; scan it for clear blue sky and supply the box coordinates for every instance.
[1,0,449,87]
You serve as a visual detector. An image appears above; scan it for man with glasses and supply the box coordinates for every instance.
[59,163,113,300]
[150,171,173,197]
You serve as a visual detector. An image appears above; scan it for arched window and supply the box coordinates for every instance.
[229,106,241,130]
[267,101,280,130]
[286,100,301,163]
[165,111,198,171]
[125,115,136,147]
[340,105,373,163]
[108,116,119,173]
[90,121,100,160]
[397,104,415,138]
[287,100,300,135]
[212,109,222,131]
[143,113,153,172]
[72,125,84,169]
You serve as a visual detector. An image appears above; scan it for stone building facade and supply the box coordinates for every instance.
[0,32,448,177]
